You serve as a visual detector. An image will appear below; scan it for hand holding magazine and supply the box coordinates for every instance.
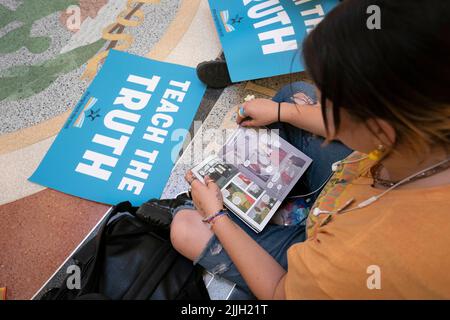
[191,127,312,232]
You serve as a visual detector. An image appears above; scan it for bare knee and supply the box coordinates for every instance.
[170,209,213,261]
[170,210,193,252]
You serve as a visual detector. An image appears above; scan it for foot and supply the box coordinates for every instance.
[136,192,192,229]
[196,60,232,89]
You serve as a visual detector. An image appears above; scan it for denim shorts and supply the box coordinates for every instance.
[173,81,352,297]
[173,201,306,297]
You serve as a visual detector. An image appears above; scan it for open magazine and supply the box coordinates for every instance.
[191,127,312,232]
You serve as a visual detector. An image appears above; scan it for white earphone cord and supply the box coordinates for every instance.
[291,156,449,216]
[340,157,450,214]
[288,172,334,199]
[288,155,369,199]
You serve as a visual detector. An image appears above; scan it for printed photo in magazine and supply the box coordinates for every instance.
[191,127,312,232]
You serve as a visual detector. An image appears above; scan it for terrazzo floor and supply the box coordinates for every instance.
[0,0,306,300]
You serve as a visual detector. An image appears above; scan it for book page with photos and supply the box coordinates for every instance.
[192,127,312,232]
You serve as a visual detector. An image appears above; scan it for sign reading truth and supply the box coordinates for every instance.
[208,0,340,82]
[30,50,206,205]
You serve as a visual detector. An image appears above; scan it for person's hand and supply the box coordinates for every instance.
[185,170,224,217]
[236,98,278,127]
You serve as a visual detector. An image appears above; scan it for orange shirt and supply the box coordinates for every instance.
[285,152,450,299]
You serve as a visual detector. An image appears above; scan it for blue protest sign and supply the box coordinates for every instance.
[208,0,340,82]
[30,50,206,205]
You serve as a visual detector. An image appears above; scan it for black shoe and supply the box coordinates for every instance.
[136,192,192,229]
[196,60,232,89]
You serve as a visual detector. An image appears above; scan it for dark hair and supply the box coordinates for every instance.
[303,0,450,153]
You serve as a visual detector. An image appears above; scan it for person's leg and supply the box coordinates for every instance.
[270,82,352,200]
[170,209,214,261]
[272,81,318,105]
[170,206,305,297]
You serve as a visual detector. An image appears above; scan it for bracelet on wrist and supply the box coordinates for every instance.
[202,209,228,225]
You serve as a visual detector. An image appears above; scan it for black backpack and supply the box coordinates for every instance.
[41,200,210,300]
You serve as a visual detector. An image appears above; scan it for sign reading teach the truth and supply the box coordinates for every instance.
[208,0,339,82]
[30,50,206,205]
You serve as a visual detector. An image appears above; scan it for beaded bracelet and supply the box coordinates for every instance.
[202,209,229,225]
